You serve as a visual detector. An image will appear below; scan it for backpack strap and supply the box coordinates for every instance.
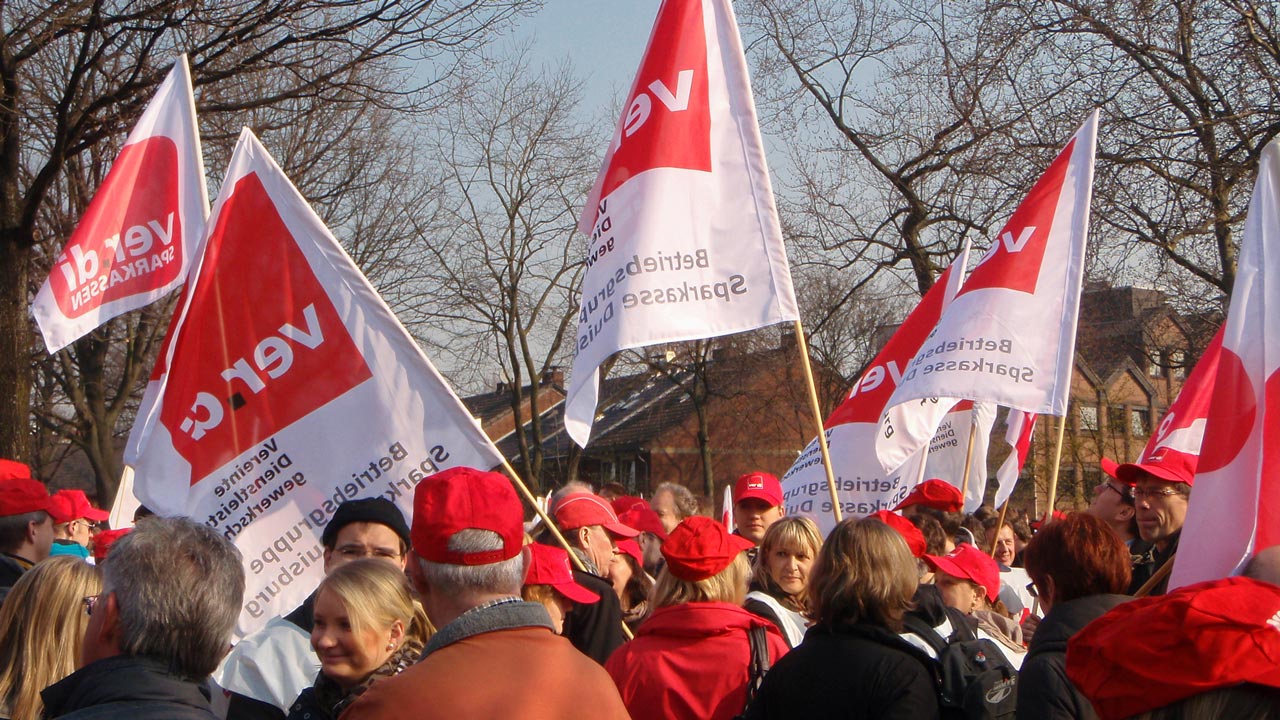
[742,625,772,712]
[902,613,953,656]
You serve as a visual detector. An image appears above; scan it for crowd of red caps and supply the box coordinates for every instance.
[5,446,1280,718]
[0,460,130,573]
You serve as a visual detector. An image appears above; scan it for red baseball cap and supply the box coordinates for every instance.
[869,510,927,558]
[0,459,33,482]
[925,543,1000,602]
[1115,448,1196,487]
[48,490,110,524]
[615,538,644,566]
[617,506,668,541]
[610,495,648,515]
[733,472,782,507]
[93,527,132,562]
[553,493,639,538]
[524,543,599,604]
[662,516,754,582]
[893,479,963,513]
[1067,577,1280,720]
[1099,457,1120,480]
[0,476,52,518]
[411,467,524,566]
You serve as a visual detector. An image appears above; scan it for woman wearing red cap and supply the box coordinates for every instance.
[743,517,938,719]
[745,516,821,648]
[925,544,1026,668]
[608,539,654,632]
[522,543,602,635]
[287,560,432,720]
[604,516,788,720]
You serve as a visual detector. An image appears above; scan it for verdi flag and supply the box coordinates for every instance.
[1171,139,1280,589]
[876,111,1098,473]
[564,0,800,447]
[34,55,207,353]
[1115,325,1224,486]
[995,409,1036,509]
[124,129,501,637]
[923,400,996,513]
[780,244,968,534]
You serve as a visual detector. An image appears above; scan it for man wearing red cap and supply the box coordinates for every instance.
[0,459,55,600]
[343,467,629,719]
[47,489,110,560]
[550,491,638,664]
[1086,458,1139,548]
[1115,450,1192,595]
[733,471,785,553]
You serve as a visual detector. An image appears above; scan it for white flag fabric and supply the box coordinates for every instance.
[876,111,1098,472]
[1171,139,1280,589]
[995,409,1036,509]
[923,401,997,513]
[34,55,208,353]
[781,246,968,535]
[564,0,800,447]
[124,129,502,637]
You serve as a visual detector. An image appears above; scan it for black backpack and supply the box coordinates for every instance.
[902,608,1018,720]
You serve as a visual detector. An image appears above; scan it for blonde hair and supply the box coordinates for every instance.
[807,518,917,632]
[753,516,822,610]
[0,557,101,720]
[651,553,749,609]
[317,559,433,655]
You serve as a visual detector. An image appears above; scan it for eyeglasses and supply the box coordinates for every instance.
[335,545,402,560]
[1132,486,1184,500]
[1097,481,1128,499]
[82,594,100,617]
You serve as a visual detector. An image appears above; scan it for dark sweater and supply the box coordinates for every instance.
[1016,594,1130,720]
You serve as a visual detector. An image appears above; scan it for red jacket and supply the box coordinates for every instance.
[605,602,789,720]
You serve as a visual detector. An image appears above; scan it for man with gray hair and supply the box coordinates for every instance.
[41,517,246,719]
[650,481,698,535]
[0,459,55,601]
[343,467,628,719]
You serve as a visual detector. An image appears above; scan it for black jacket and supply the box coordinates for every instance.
[42,655,217,719]
[1016,594,1130,720]
[744,622,940,720]
[561,569,625,664]
[0,554,31,604]
[1128,532,1178,596]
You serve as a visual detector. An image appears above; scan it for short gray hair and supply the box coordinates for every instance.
[654,482,698,518]
[0,510,49,553]
[102,517,244,679]
[418,529,524,597]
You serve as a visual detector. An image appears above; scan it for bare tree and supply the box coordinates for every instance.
[2,0,532,485]
[415,49,598,490]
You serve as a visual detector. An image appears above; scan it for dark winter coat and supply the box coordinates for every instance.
[1016,594,1130,720]
[42,655,217,719]
[744,622,940,720]
[561,569,625,664]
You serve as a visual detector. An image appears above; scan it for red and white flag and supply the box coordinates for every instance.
[1171,139,1280,589]
[34,55,207,353]
[780,244,968,534]
[995,410,1036,508]
[1115,325,1224,486]
[124,129,501,636]
[564,0,799,446]
[875,111,1098,472]
[923,400,997,513]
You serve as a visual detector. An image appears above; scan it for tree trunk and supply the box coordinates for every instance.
[0,238,31,462]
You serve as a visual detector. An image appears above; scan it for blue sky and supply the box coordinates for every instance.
[511,2,661,113]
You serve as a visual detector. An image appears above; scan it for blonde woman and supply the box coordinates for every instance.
[605,516,788,720]
[0,556,101,720]
[746,517,821,647]
[287,559,432,720]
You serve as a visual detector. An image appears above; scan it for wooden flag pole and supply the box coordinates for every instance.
[792,320,843,525]
[1133,552,1176,598]
[498,457,634,640]
[1042,414,1068,527]
[990,500,1011,557]
[958,414,980,508]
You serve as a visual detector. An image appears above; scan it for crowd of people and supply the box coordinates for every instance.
[2,446,1280,720]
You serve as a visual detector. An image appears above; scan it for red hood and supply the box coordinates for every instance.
[636,602,781,641]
